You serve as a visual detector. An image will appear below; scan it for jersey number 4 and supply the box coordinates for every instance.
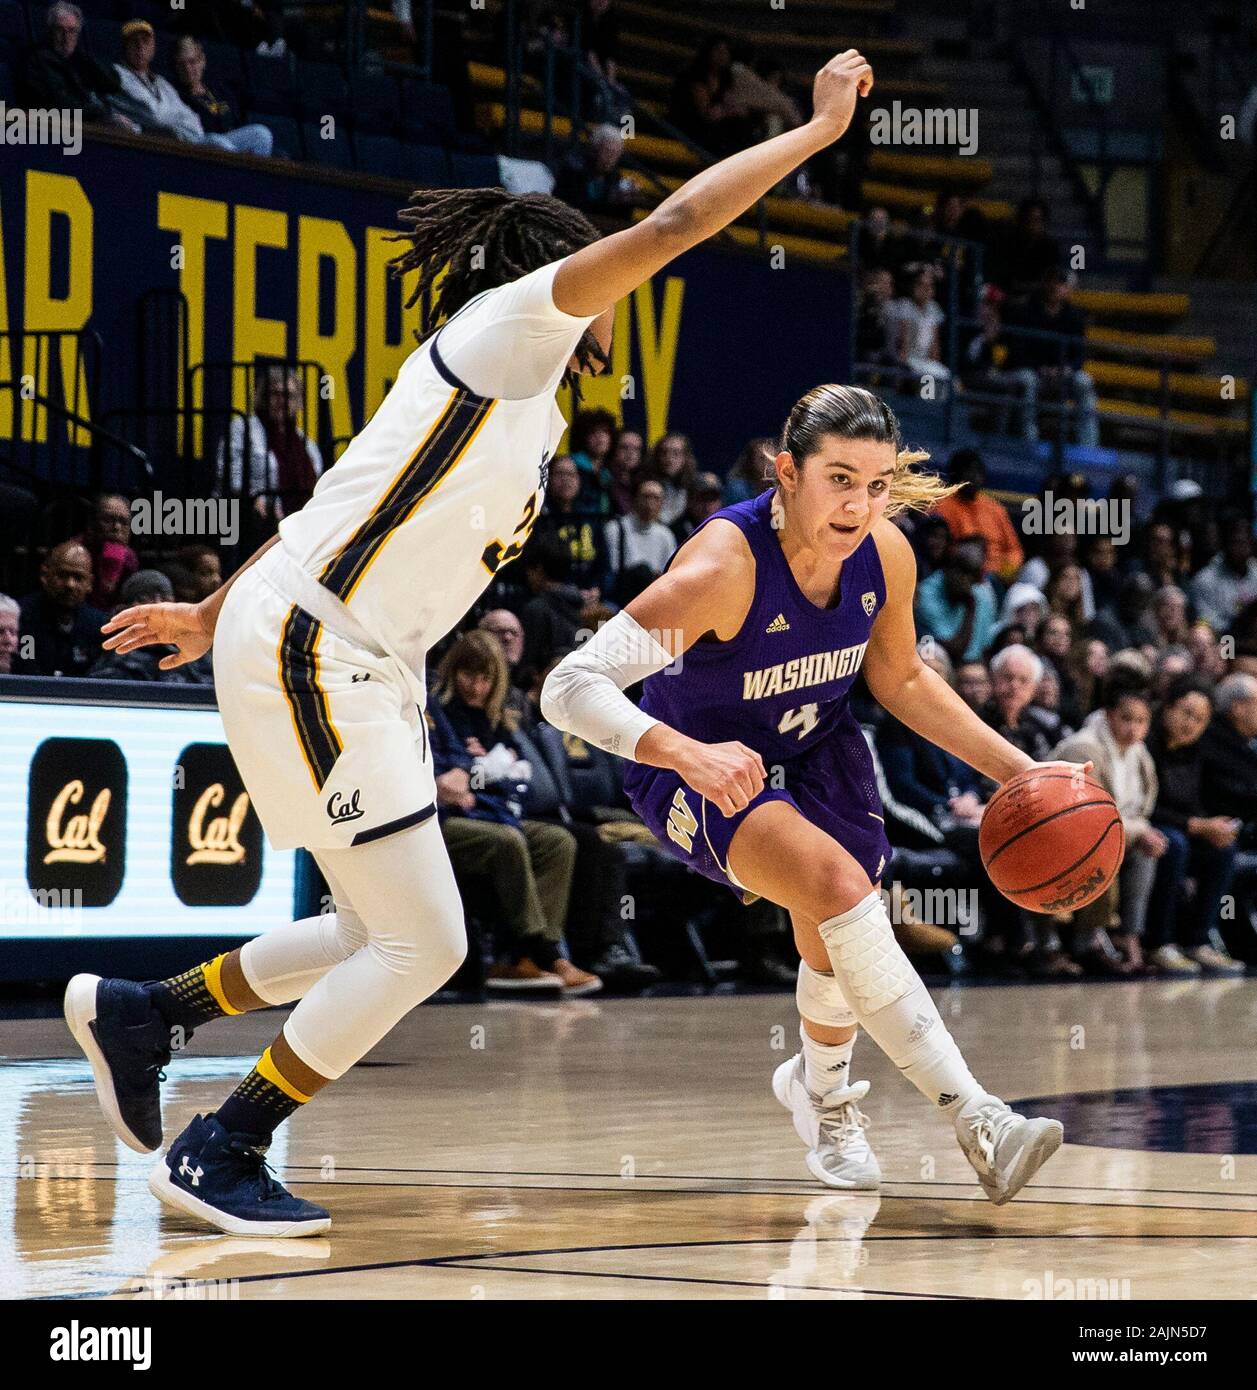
[778,703,819,740]
[482,492,540,575]
[666,788,697,854]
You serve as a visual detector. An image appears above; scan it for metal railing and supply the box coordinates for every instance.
[506,0,780,255]
[846,216,1250,489]
[0,327,152,494]
[187,358,336,472]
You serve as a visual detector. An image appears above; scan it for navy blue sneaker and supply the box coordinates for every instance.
[150,1115,331,1237]
[64,974,173,1153]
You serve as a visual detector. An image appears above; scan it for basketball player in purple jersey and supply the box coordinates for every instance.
[543,386,1086,1203]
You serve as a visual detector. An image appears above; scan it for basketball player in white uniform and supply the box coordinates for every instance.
[63,52,878,1236]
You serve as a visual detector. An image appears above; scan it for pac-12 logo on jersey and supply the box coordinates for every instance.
[862,591,877,616]
[538,451,551,494]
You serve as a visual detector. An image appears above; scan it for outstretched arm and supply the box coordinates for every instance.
[863,521,1037,785]
[551,49,874,317]
[99,533,279,669]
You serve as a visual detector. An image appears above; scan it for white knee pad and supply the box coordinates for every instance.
[817,891,915,1015]
[796,961,857,1028]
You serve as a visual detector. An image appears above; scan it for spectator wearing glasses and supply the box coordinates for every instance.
[0,595,20,675]
[477,609,533,724]
[23,3,137,131]
[71,492,140,612]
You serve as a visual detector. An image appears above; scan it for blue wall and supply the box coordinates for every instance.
[0,137,852,478]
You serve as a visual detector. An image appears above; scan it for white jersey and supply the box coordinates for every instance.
[274,256,598,700]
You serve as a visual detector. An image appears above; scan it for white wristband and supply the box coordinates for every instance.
[540,610,677,758]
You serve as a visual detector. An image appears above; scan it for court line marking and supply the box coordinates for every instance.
[14,1173,1257,1217]
[381,1264,975,1299]
[50,1224,1257,1302]
[17,1160,1257,1202]
[277,1166,1257,1200]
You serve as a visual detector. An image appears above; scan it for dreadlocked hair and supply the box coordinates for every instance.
[388,187,610,384]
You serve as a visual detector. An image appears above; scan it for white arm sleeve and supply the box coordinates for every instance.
[435,256,599,400]
[540,610,676,759]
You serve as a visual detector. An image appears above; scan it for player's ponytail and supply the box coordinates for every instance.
[778,384,958,518]
[388,187,610,381]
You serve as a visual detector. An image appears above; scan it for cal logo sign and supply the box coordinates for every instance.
[171,743,264,907]
[27,738,127,907]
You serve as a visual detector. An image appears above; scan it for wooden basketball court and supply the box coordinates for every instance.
[4,980,1256,1300]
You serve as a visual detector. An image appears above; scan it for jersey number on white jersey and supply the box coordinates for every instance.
[482,491,541,576]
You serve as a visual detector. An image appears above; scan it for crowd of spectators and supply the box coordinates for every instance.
[853,192,1103,450]
[893,451,1257,979]
[20,5,276,154]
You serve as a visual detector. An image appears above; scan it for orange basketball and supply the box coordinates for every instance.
[979,767,1124,912]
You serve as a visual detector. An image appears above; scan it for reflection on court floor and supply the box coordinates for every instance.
[3,982,1256,1300]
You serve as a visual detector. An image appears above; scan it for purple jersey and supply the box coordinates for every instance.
[638,488,886,764]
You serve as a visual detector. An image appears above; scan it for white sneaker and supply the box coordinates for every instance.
[1151,944,1203,976]
[956,1095,1063,1205]
[1187,944,1245,975]
[772,1054,881,1190]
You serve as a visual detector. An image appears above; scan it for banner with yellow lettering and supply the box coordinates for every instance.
[0,138,850,477]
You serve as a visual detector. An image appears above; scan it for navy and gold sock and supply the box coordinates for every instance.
[148,951,257,1029]
[214,1038,329,1141]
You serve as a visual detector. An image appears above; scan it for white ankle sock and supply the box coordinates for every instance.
[800,1023,855,1100]
[818,892,983,1114]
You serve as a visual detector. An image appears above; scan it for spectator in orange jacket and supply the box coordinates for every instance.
[934,449,1024,581]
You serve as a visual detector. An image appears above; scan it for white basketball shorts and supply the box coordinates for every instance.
[212,545,436,852]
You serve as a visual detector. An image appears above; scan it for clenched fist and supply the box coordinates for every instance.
[810,49,874,140]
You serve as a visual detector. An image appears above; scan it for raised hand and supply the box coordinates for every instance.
[811,49,874,140]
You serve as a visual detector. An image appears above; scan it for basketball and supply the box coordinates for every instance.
[979,768,1125,913]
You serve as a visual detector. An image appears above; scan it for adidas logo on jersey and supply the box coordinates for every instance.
[765,613,790,633]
